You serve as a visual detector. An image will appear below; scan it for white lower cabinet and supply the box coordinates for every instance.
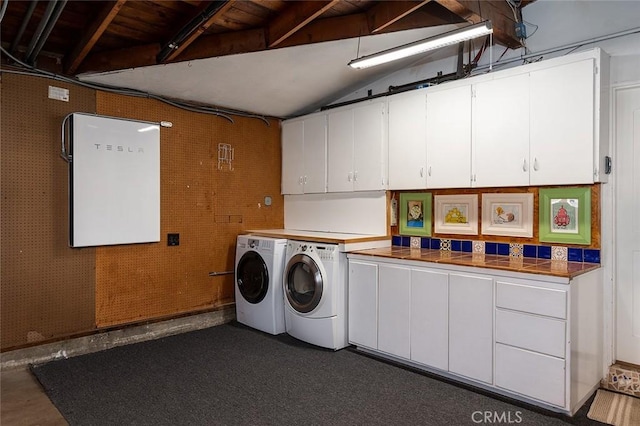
[347,255,603,415]
[448,273,494,384]
[410,269,448,370]
[378,265,411,358]
[347,260,378,350]
[495,344,566,407]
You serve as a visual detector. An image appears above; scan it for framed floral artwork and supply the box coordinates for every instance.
[539,187,591,245]
[481,193,534,237]
[434,194,478,235]
[399,192,432,236]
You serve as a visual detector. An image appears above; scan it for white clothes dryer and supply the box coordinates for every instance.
[235,235,287,335]
[283,240,348,350]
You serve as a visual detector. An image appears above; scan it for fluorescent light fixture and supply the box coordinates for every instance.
[348,21,493,69]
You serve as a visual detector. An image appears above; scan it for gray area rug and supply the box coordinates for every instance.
[31,322,598,425]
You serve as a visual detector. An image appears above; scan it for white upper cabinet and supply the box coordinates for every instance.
[327,99,387,192]
[281,113,327,194]
[388,89,428,189]
[529,58,597,185]
[426,84,473,188]
[472,73,530,187]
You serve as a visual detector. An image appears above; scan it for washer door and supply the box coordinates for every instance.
[285,253,323,313]
[236,251,269,304]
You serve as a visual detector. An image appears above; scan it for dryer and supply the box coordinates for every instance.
[235,235,287,335]
[283,240,348,350]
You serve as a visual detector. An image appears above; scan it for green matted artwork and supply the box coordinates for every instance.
[399,192,432,237]
[539,187,591,245]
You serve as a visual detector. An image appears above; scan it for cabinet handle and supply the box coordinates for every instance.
[533,158,539,171]
[348,172,352,182]
[428,166,432,177]
[354,171,358,182]
[420,167,424,177]
[522,158,527,172]
[299,176,303,185]
[303,175,308,184]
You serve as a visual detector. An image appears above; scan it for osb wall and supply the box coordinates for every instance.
[0,73,283,351]
[1,74,97,350]
[390,185,601,248]
[95,93,284,327]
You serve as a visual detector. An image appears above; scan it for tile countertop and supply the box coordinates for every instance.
[246,229,390,252]
[350,246,601,279]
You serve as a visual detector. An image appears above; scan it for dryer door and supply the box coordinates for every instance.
[284,254,323,313]
[236,251,269,304]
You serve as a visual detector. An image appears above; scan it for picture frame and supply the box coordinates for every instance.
[434,194,478,235]
[539,187,591,245]
[399,192,432,237]
[481,193,534,238]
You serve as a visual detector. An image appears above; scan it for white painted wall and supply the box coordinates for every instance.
[284,191,387,235]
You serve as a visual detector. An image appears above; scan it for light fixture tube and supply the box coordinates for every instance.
[348,21,493,69]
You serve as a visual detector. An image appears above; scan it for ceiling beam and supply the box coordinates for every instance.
[77,6,466,74]
[79,43,160,74]
[267,0,339,48]
[162,0,238,63]
[434,0,522,48]
[366,1,433,33]
[65,0,127,74]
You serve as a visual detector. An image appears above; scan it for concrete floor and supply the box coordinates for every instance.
[1,367,67,425]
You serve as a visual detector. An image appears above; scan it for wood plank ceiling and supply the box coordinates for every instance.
[1,0,529,77]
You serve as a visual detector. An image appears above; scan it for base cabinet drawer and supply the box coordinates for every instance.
[495,343,566,408]
[496,281,567,319]
[496,309,566,358]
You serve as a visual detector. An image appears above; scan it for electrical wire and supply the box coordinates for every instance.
[0,0,8,23]
[0,45,272,126]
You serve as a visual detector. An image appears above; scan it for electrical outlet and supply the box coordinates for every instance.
[167,233,179,246]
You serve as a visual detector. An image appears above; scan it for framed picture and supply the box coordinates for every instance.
[481,193,534,238]
[434,194,478,235]
[399,192,432,236]
[539,187,591,245]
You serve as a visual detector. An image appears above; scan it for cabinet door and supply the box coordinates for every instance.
[473,74,530,187]
[348,260,378,349]
[378,264,411,359]
[530,59,595,185]
[281,120,304,194]
[449,273,493,384]
[411,268,448,370]
[426,85,472,188]
[353,101,387,191]
[302,114,328,194]
[388,90,427,189]
[327,108,354,192]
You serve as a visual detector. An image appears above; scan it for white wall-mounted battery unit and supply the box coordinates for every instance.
[67,113,160,247]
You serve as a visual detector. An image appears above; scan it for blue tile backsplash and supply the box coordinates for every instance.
[392,235,600,264]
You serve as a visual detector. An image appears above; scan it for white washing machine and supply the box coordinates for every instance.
[235,235,287,335]
[283,240,349,350]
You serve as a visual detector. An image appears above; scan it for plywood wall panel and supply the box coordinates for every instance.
[95,93,283,327]
[1,74,96,350]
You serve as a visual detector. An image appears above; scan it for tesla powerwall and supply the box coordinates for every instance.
[68,113,160,247]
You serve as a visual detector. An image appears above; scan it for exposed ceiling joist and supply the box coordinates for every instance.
[434,0,522,48]
[366,0,433,33]
[267,0,340,48]
[65,0,128,74]
[162,0,238,63]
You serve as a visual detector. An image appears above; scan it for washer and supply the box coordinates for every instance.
[283,240,348,350]
[235,235,287,335]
